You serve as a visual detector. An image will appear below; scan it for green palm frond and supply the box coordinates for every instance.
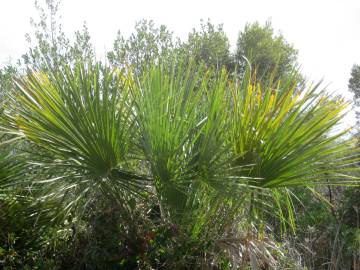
[3,62,149,220]
[3,58,359,236]
[228,70,360,231]
[0,150,25,193]
[129,61,249,224]
[230,72,358,186]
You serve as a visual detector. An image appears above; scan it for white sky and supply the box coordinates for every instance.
[1,0,360,125]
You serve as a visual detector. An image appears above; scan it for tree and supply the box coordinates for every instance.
[0,65,17,108]
[349,64,360,128]
[22,0,70,69]
[236,21,298,80]
[22,0,95,70]
[349,64,360,98]
[70,23,95,61]
[107,19,174,74]
[177,19,232,70]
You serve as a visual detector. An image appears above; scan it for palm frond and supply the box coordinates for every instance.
[3,61,149,221]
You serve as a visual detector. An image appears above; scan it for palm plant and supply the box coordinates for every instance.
[228,70,360,231]
[3,62,149,222]
[129,61,250,238]
[2,58,359,268]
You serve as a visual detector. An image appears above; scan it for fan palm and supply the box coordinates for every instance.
[128,61,249,237]
[3,62,149,221]
[2,59,359,239]
[228,70,360,231]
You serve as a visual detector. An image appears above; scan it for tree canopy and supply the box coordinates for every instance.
[178,19,232,70]
[236,21,298,80]
[349,64,360,99]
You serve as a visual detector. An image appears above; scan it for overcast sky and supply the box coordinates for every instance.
[1,0,360,124]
